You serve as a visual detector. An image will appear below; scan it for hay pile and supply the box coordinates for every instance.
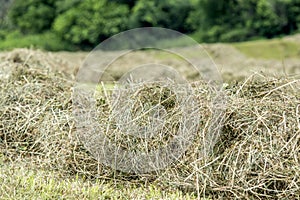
[0,49,299,198]
[0,49,101,177]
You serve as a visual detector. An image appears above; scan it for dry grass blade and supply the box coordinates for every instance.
[0,49,299,199]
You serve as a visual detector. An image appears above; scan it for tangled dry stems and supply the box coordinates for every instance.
[0,49,299,198]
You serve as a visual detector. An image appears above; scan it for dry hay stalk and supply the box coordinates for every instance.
[0,49,299,198]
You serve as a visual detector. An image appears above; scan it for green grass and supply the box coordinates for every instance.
[233,38,300,59]
[155,35,197,49]
[0,31,76,51]
[0,163,199,200]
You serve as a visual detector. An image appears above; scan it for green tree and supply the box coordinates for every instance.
[276,0,300,33]
[53,0,129,46]
[188,0,300,42]
[188,0,250,42]
[54,0,82,14]
[9,0,56,33]
[110,0,138,8]
[252,0,282,37]
[130,0,192,32]
[5,0,300,49]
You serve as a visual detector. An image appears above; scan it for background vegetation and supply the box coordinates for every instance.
[1,1,300,198]
[1,0,300,50]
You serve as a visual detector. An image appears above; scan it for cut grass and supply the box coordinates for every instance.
[0,162,198,200]
[233,38,300,59]
[2,48,300,199]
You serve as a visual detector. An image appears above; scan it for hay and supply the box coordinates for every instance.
[1,49,300,198]
[0,49,101,178]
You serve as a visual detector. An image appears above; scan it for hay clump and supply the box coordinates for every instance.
[0,49,103,177]
[207,76,300,198]
[0,49,300,198]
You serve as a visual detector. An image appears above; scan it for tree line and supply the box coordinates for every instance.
[1,0,300,49]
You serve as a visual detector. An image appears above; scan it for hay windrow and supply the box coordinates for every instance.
[1,49,300,198]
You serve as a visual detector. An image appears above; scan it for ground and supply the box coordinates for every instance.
[0,34,300,199]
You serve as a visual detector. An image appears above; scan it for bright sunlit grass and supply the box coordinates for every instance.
[233,38,300,59]
[0,162,198,200]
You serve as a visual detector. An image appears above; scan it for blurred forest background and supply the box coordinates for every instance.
[0,0,300,51]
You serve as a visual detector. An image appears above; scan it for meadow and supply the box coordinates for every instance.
[0,35,300,199]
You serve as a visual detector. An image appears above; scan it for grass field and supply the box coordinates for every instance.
[0,162,197,199]
[233,38,300,60]
[0,35,300,199]
[0,31,76,52]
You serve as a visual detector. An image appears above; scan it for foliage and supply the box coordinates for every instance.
[129,0,192,32]
[110,0,138,8]
[9,0,56,34]
[53,0,129,46]
[2,0,300,49]
[189,0,300,42]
